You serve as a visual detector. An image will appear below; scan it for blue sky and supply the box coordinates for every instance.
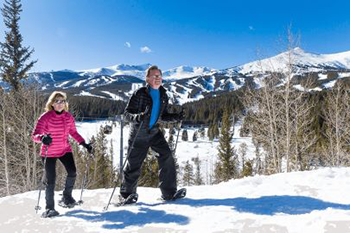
[0,0,349,72]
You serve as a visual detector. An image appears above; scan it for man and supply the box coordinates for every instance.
[121,65,185,203]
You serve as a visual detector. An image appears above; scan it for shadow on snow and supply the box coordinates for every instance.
[140,195,350,215]
[65,207,189,230]
[64,195,350,229]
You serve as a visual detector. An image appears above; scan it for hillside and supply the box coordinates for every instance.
[1,168,350,232]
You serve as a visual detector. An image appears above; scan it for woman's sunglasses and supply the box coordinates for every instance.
[54,99,66,104]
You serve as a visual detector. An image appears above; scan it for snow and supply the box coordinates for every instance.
[72,79,86,87]
[77,64,151,80]
[162,66,217,80]
[2,168,350,232]
[323,80,337,89]
[127,83,144,95]
[55,81,70,88]
[338,72,350,78]
[100,91,125,101]
[235,47,350,75]
[2,120,350,232]
[318,73,328,80]
[75,91,102,98]
[76,64,216,82]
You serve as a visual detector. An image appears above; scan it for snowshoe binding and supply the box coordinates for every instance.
[162,188,187,201]
[41,209,59,218]
[116,193,138,207]
[58,195,77,208]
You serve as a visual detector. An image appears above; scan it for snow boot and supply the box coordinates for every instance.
[58,195,77,208]
[59,176,77,208]
[161,188,186,201]
[41,208,59,218]
[116,193,139,206]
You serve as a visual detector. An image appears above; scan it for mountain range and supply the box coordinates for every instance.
[1,48,350,104]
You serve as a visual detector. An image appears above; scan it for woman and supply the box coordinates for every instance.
[32,91,92,218]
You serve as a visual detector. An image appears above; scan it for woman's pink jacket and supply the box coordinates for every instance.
[32,110,85,157]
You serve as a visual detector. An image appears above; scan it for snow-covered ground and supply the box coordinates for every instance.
[1,168,350,232]
[1,120,350,232]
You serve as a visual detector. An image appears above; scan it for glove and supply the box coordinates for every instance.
[136,112,147,123]
[80,142,93,154]
[136,106,150,123]
[41,134,52,146]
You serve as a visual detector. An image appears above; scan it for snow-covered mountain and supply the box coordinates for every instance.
[232,47,350,75]
[1,167,350,232]
[1,48,350,103]
[78,63,151,80]
[162,65,217,80]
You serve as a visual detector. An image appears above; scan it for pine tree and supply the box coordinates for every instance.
[168,134,175,150]
[251,141,264,175]
[182,129,188,141]
[69,139,88,190]
[241,160,253,177]
[214,109,237,183]
[213,123,220,139]
[139,149,159,187]
[192,131,198,142]
[198,127,206,138]
[192,157,204,185]
[182,160,195,186]
[109,139,116,187]
[0,0,37,91]
[238,142,248,177]
[88,126,114,189]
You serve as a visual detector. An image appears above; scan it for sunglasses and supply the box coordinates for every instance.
[54,99,66,104]
[149,75,162,79]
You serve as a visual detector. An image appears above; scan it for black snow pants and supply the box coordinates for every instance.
[120,126,177,199]
[43,152,77,210]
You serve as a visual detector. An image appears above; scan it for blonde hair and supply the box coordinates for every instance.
[45,91,69,112]
[145,65,162,84]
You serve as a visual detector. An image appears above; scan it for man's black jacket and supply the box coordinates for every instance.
[124,84,180,129]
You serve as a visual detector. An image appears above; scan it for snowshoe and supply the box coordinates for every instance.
[162,188,187,201]
[41,209,59,218]
[58,195,77,208]
[115,193,138,207]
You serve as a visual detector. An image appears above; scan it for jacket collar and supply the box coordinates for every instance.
[145,84,166,96]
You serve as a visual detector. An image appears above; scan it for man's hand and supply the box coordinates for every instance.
[136,106,150,123]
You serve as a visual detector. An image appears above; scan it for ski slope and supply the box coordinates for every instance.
[1,168,350,232]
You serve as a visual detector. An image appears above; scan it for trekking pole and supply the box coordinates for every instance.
[103,120,144,211]
[77,151,94,205]
[173,120,183,155]
[173,106,184,155]
[35,145,49,213]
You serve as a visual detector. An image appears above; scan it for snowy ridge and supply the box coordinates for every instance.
[234,47,350,75]
[1,168,350,232]
[162,65,217,80]
[78,63,152,80]
[77,64,216,81]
